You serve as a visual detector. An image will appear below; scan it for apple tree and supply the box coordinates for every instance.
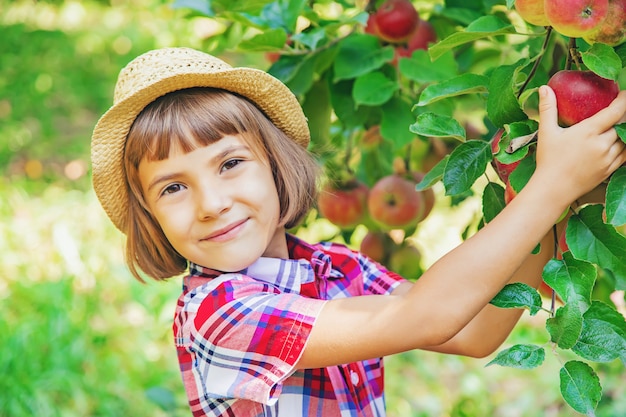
[171,0,625,414]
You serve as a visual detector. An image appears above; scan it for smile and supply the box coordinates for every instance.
[201,219,248,242]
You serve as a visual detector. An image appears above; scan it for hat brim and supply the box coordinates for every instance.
[91,67,309,233]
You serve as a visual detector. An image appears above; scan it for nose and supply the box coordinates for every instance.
[196,178,232,220]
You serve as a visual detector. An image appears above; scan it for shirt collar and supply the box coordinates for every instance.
[186,234,338,297]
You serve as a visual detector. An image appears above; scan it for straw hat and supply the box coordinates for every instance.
[91,47,310,233]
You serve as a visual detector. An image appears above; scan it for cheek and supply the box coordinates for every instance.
[151,207,188,243]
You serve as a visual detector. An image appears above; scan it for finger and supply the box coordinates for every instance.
[579,90,626,130]
[537,85,559,132]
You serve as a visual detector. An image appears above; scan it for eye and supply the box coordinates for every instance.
[221,158,243,172]
[161,183,185,196]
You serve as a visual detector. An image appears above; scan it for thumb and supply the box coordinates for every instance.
[538,85,559,129]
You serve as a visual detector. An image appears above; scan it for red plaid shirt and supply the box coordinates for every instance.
[173,234,406,416]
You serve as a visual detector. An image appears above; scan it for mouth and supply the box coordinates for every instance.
[201,219,248,242]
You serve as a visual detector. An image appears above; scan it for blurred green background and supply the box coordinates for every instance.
[1,1,624,416]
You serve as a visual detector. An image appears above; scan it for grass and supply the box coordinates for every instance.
[0,179,189,416]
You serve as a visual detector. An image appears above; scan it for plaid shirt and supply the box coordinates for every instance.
[173,234,406,416]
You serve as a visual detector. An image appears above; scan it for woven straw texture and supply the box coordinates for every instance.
[91,47,309,233]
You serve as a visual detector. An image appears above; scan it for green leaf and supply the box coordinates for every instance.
[415,155,449,191]
[352,72,398,106]
[302,78,332,147]
[490,282,543,315]
[291,27,327,50]
[238,28,288,51]
[606,166,626,226]
[547,302,584,349]
[268,54,305,84]
[572,301,626,365]
[255,0,306,32]
[380,98,416,148]
[581,43,622,81]
[492,122,537,166]
[508,152,535,194]
[409,113,466,141]
[616,123,626,143]
[398,50,458,83]
[487,60,529,127]
[417,73,489,106]
[428,15,517,61]
[284,54,317,97]
[329,80,371,129]
[333,34,394,82]
[559,360,602,417]
[442,140,492,196]
[486,344,545,369]
[542,252,597,311]
[567,205,626,290]
[482,181,505,223]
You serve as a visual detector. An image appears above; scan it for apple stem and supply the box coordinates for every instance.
[404,142,411,173]
[343,129,355,175]
[517,26,553,99]
[565,38,582,71]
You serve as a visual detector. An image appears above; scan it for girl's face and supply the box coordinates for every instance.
[138,134,287,272]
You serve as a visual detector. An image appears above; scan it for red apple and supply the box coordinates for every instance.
[365,13,379,35]
[317,180,369,229]
[583,0,626,46]
[265,51,281,63]
[407,19,437,50]
[360,231,394,263]
[391,18,437,66]
[545,0,609,38]
[547,70,619,127]
[368,174,424,229]
[389,243,423,279]
[371,0,419,43]
[515,0,550,26]
[490,129,520,184]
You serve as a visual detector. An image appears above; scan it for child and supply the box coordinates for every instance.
[91,47,626,416]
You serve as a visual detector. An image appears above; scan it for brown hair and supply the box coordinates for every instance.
[123,88,320,281]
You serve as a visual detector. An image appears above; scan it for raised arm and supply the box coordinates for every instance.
[297,87,626,370]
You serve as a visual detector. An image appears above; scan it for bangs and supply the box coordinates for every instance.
[126,88,266,165]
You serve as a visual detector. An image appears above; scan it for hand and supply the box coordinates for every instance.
[533,86,626,206]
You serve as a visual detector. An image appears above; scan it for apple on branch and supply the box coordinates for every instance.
[389,242,423,280]
[393,18,438,64]
[367,174,425,229]
[547,70,619,127]
[544,0,609,38]
[366,0,419,43]
[317,179,369,229]
[583,0,626,46]
[515,0,550,26]
[359,230,394,263]
[490,129,521,184]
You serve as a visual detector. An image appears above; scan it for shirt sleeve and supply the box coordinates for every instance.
[356,251,406,296]
[176,274,326,406]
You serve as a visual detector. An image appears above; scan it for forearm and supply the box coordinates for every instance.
[425,222,561,357]
[401,175,570,346]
